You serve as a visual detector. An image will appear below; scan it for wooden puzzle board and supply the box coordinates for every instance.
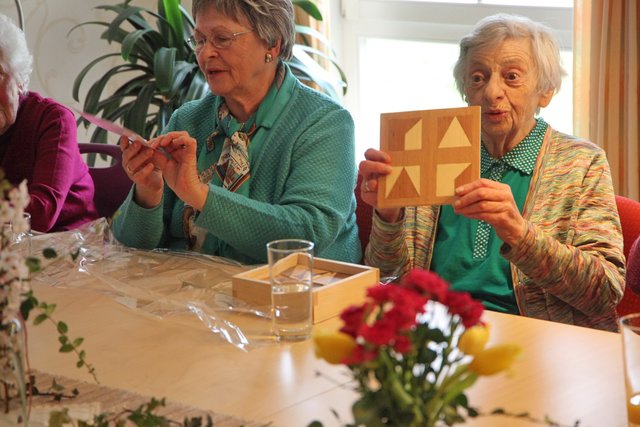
[378,106,481,207]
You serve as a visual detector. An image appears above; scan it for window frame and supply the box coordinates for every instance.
[329,0,573,156]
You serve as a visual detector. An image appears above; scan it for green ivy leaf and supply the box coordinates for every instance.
[25,256,42,272]
[59,343,74,353]
[43,247,58,259]
[33,313,48,326]
[57,321,69,334]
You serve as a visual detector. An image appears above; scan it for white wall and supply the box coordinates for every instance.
[0,0,191,112]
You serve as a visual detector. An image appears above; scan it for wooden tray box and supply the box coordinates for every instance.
[231,256,379,323]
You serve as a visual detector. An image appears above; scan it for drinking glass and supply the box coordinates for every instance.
[620,313,640,426]
[267,239,314,342]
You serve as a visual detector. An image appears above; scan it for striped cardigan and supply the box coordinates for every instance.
[365,126,625,331]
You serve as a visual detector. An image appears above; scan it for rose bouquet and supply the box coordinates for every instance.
[313,269,522,427]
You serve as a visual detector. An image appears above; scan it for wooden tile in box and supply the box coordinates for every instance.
[231,256,379,323]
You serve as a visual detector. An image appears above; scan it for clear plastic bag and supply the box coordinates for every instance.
[31,219,274,351]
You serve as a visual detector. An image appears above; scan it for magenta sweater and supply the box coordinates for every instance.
[0,92,98,232]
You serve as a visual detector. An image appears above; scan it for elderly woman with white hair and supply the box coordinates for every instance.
[113,0,360,264]
[0,14,98,232]
[358,13,625,331]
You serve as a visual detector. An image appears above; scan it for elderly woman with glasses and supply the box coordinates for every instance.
[0,14,98,232]
[113,0,360,264]
[358,13,625,331]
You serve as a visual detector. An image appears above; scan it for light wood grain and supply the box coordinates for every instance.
[27,265,628,427]
[378,106,481,207]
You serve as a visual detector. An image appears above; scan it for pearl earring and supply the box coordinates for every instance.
[265,52,273,63]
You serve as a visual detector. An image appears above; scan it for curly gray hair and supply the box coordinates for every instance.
[0,14,33,90]
[453,13,567,100]
[192,0,295,61]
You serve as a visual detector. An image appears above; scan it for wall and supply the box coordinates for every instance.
[0,0,192,140]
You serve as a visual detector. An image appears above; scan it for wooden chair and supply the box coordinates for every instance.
[615,195,640,316]
[79,143,132,219]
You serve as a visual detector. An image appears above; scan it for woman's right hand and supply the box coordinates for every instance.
[358,148,402,223]
[120,136,166,208]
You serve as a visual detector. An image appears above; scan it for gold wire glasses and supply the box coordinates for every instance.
[186,29,253,52]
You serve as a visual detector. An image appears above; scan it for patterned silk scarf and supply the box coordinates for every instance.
[182,102,257,251]
[213,102,257,192]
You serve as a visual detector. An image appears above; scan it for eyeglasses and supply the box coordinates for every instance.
[186,29,253,52]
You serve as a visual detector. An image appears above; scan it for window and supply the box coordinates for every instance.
[331,0,574,160]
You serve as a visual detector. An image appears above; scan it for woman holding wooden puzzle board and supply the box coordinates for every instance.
[359,13,625,331]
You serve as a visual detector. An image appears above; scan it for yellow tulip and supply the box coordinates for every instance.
[468,344,522,376]
[313,330,357,365]
[458,324,490,356]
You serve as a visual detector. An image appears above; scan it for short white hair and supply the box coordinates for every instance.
[0,14,33,89]
[453,13,567,99]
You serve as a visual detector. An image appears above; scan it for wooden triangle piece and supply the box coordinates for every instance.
[439,117,472,148]
[387,167,420,199]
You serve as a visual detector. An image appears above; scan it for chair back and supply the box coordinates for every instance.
[614,195,640,316]
[355,175,374,262]
[79,143,132,219]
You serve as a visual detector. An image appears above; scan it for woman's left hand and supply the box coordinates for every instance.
[152,131,208,210]
[453,178,527,246]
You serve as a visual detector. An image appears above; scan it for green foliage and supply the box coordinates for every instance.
[29,301,99,383]
[71,0,205,142]
[72,0,347,143]
[47,397,214,427]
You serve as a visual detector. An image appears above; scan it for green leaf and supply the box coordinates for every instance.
[73,337,85,347]
[154,47,177,92]
[184,71,208,102]
[59,343,74,353]
[33,313,48,326]
[57,321,68,334]
[105,6,150,43]
[20,292,38,320]
[293,0,323,21]
[43,247,58,259]
[162,0,184,48]
[72,53,121,101]
[25,256,41,273]
[122,28,155,61]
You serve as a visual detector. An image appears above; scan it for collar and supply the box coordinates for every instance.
[211,62,294,132]
[481,118,548,175]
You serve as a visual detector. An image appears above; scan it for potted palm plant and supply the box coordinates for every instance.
[71,0,347,143]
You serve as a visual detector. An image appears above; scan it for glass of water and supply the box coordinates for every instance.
[267,239,314,342]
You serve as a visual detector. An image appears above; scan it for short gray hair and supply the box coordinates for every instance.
[192,0,295,61]
[0,14,33,89]
[453,13,567,99]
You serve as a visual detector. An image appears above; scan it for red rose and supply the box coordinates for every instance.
[393,335,412,354]
[361,318,398,346]
[340,303,370,338]
[444,290,484,327]
[367,284,395,304]
[402,269,449,302]
[344,344,378,365]
[387,286,429,313]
